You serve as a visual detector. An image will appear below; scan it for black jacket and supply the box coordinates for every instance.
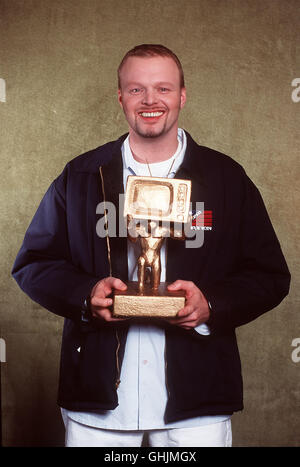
[12,132,290,423]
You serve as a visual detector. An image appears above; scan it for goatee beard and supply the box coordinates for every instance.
[138,129,164,138]
[135,119,167,139]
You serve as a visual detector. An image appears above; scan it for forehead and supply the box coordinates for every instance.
[119,55,181,87]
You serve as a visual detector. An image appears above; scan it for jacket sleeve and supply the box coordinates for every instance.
[203,171,291,331]
[12,170,99,321]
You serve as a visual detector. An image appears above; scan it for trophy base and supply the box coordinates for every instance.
[113,281,185,318]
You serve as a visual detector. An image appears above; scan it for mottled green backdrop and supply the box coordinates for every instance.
[0,0,299,446]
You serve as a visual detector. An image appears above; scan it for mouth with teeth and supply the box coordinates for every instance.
[138,110,166,122]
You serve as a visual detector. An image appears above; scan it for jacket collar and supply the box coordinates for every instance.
[100,130,204,178]
[174,131,205,186]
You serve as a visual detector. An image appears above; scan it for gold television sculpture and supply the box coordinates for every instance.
[113,176,192,318]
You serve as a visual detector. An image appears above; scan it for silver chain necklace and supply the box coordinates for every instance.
[146,157,176,178]
[131,149,177,178]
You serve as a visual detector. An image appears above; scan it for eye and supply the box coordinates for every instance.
[129,88,142,95]
[159,87,169,93]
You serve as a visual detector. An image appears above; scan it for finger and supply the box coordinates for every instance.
[92,307,128,322]
[173,315,200,328]
[173,311,198,325]
[167,280,196,297]
[91,307,110,319]
[167,280,184,290]
[166,317,197,329]
[166,307,200,327]
[90,296,113,308]
[166,305,193,321]
[91,277,127,299]
[177,304,195,317]
[103,277,127,295]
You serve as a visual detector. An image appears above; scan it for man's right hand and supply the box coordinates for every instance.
[90,277,127,322]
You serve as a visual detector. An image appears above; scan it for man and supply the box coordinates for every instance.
[12,44,290,447]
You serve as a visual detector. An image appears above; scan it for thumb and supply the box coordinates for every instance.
[105,277,127,292]
[167,280,183,290]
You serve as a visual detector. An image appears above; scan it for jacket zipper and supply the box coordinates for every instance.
[99,166,120,390]
[115,329,121,389]
[99,166,112,277]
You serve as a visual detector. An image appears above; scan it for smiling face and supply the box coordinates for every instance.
[118,55,186,140]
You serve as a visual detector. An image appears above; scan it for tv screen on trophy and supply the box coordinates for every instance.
[133,180,172,217]
[124,176,192,223]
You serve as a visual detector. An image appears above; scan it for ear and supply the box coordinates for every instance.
[118,89,123,108]
[180,87,186,109]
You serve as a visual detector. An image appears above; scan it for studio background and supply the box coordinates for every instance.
[0,0,299,447]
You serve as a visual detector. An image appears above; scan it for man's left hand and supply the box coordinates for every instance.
[166,280,210,329]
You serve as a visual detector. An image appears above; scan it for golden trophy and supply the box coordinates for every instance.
[113,176,191,318]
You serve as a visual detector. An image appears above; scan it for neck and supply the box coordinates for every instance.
[129,127,179,164]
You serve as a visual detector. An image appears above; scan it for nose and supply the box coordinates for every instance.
[141,88,158,106]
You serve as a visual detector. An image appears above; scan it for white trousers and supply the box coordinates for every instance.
[64,417,232,447]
